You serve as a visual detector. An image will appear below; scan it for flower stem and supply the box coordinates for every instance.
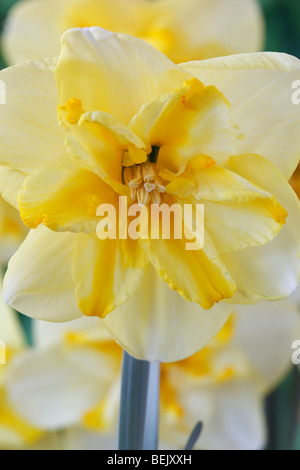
[118,351,160,450]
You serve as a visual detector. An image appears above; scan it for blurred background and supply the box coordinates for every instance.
[0,0,299,450]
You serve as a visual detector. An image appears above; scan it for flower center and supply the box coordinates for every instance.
[123,160,166,205]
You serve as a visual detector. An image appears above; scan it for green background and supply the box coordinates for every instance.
[0,0,299,451]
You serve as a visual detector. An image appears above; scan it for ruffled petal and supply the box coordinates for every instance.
[72,234,147,318]
[130,78,240,173]
[18,156,119,233]
[168,165,276,203]
[138,194,236,309]
[204,198,286,253]
[60,108,146,189]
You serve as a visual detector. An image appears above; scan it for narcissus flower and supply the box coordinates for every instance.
[1,28,300,362]
[2,0,264,65]
[0,284,43,449]
[6,299,300,450]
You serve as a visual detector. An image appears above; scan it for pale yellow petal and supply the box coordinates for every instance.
[62,116,128,195]
[0,196,27,265]
[18,156,118,233]
[3,226,83,321]
[204,197,286,253]
[222,154,300,302]
[129,79,202,152]
[0,390,43,449]
[72,234,147,318]
[0,58,64,181]
[67,110,146,186]
[6,345,116,429]
[103,265,231,362]
[3,0,264,67]
[139,197,236,309]
[79,112,145,149]
[0,278,25,349]
[55,27,190,124]
[182,52,300,178]
[169,165,274,203]
[0,166,26,209]
[130,78,240,173]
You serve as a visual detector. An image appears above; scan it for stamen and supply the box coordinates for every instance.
[130,187,137,202]
[150,190,161,205]
[137,186,151,206]
[154,175,166,193]
[129,165,143,189]
[124,156,167,206]
[123,166,134,186]
[142,161,156,182]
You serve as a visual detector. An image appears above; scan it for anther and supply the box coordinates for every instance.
[124,160,167,206]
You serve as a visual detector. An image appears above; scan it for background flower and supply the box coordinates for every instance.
[1,0,264,65]
[0,280,42,449]
[5,299,299,450]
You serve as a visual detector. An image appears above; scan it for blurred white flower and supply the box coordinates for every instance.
[0,279,42,449]
[2,0,264,65]
[6,298,299,450]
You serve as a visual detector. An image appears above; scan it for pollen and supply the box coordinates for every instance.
[124,161,166,206]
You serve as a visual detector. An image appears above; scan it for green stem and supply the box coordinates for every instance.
[118,351,160,450]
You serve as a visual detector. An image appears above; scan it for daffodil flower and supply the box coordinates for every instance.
[2,0,264,65]
[1,28,300,362]
[6,298,300,450]
[0,280,43,449]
